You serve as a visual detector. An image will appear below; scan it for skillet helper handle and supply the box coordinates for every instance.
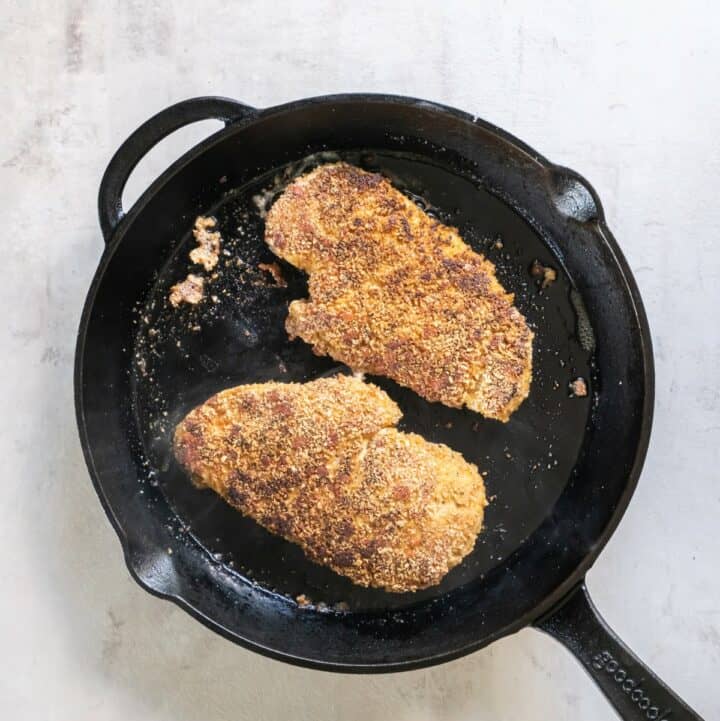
[537,583,703,721]
[98,96,256,242]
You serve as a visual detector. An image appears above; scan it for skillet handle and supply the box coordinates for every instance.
[98,96,256,242]
[536,582,703,720]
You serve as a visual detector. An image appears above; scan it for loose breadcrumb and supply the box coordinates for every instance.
[569,377,588,397]
[189,216,222,271]
[530,259,558,289]
[169,274,204,307]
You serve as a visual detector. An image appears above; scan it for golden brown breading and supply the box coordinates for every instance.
[173,376,487,592]
[264,162,533,422]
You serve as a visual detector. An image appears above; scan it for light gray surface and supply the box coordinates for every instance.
[1,2,718,719]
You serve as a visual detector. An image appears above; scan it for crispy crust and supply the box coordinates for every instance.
[265,162,533,422]
[173,376,487,592]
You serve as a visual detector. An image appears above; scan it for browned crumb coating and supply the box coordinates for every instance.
[570,377,588,397]
[264,163,533,422]
[173,376,487,592]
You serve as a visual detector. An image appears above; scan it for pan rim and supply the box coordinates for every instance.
[75,92,654,671]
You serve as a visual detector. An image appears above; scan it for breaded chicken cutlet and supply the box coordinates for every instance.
[174,376,487,592]
[265,162,533,422]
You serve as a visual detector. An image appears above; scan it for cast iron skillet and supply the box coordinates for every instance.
[76,95,702,720]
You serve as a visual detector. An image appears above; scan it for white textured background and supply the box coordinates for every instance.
[1,2,718,719]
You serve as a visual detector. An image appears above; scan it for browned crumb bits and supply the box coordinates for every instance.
[296,594,312,607]
[189,216,222,271]
[530,259,558,289]
[168,216,224,308]
[169,274,204,307]
[569,377,588,397]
